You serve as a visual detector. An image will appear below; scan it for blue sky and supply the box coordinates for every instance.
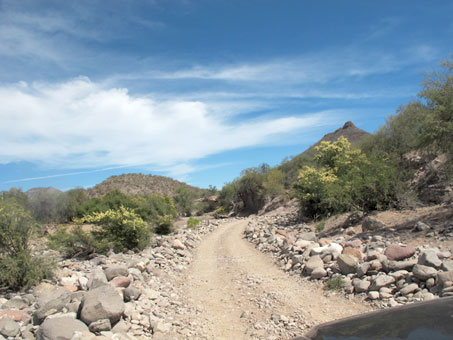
[1,0,452,191]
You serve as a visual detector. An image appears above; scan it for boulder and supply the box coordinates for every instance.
[305,255,324,275]
[418,250,442,268]
[0,310,30,322]
[337,254,358,275]
[342,247,362,261]
[353,279,371,293]
[413,221,430,232]
[413,264,438,281]
[442,260,453,272]
[310,267,327,279]
[171,239,185,250]
[80,285,125,325]
[0,317,19,338]
[298,232,317,242]
[362,217,386,232]
[104,266,129,281]
[34,285,71,308]
[88,268,108,290]
[357,262,371,277]
[400,283,419,296]
[384,244,416,261]
[88,318,111,333]
[370,274,395,291]
[110,276,131,288]
[123,287,142,302]
[36,316,89,340]
[437,271,453,288]
[388,260,416,271]
[33,294,71,325]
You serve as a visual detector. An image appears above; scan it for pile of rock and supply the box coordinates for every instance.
[244,214,453,308]
[0,218,233,340]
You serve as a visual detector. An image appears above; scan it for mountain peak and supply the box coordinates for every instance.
[342,121,356,129]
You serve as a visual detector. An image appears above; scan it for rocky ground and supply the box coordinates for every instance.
[1,203,451,340]
[245,203,453,309]
[0,218,231,340]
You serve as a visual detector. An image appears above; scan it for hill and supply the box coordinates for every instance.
[279,121,371,183]
[87,173,205,197]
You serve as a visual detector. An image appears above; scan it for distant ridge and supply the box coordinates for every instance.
[87,173,205,197]
[26,187,62,199]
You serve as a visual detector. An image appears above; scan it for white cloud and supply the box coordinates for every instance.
[0,78,330,171]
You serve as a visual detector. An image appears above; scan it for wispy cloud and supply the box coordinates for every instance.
[0,77,332,172]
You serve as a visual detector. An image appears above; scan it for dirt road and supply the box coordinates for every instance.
[184,218,371,340]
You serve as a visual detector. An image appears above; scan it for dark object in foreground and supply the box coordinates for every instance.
[295,296,453,340]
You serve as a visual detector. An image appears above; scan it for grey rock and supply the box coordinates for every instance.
[337,254,358,275]
[310,267,327,279]
[35,286,71,308]
[104,265,129,281]
[36,316,89,340]
[362,217,386,232]
[353,279,371,293]
[413,221,430,232]
[368,291,380,300]
[89,318,111,333]
[123,286,141,302]
[399,283,419,296]
[441,260,453,272]
[437,271,453,288]
[80,285,125,325]
[298,232,317,242]
[357,262,371,277]
[2,297,28,310]
[418,250,442,268]
[33,295,71,325]
[305,255,324,275]
[370,274,395,291]
[88,268,108,290]
[0,317,19,337]
[413,264,438,281]
[388,260,416,271]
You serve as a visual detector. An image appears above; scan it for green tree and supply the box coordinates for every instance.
[419,58,453,160]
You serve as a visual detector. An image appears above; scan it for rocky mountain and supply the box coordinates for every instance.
[87,173,205,197]
[280,121,371,182]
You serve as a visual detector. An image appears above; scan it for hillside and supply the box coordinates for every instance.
[279,121,371,182]
[87,173,205,197]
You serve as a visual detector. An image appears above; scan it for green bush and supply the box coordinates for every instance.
[294,137,403,219]
[324,277,344,291]
[154,214,174,235]
[0,197,54,290]
[187,217,200,228]
[0,252,54,290]
[47,225,109,258]
[75,206,151,252]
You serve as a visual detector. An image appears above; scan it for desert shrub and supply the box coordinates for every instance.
[134,194,177,222]
[154,214,174,235]
[77,190,135,217]
[0,197,54,290]
[324,277,344,291]
[187,217,200,228]
[263,169,285,198]
[294,137,403,219]
[174,187,196,216]
[75,206,151,252]
[47,225,109,258]
[0,252,55,290]
[218,182,241,213]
